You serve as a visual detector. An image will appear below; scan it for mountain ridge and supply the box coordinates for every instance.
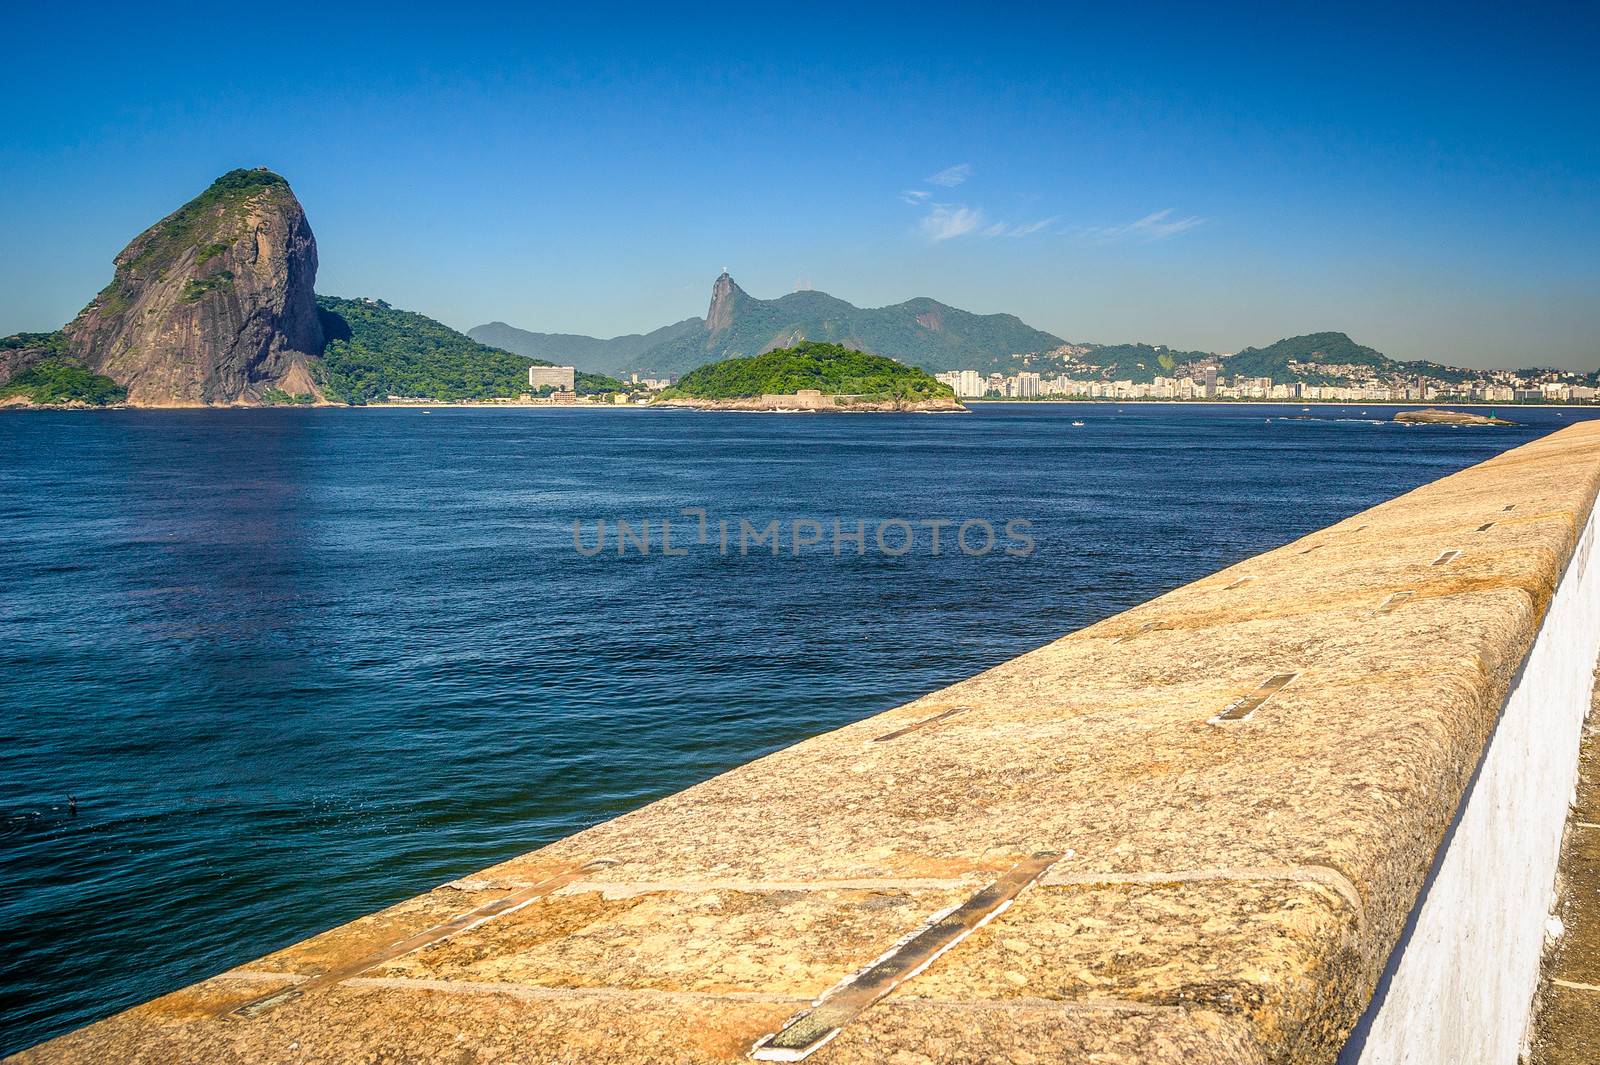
[468,317,704,377]
[470,273,1068,378]
[473,275,1526,390]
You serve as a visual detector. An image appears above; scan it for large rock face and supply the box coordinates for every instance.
[62,168,323,405]
[705,270,741,334]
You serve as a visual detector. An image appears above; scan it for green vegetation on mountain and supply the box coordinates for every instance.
[260,387,314,405]
[1080,343,1215,383]
[1,331,71,358]
[0,331,125,405]
[468,318,704,377]
[473,274,1065,378]
[1406,360,1476,386]
[180,271,235,302]
[639,276,1065,378]
[1221,331,1474,386]
[657,341,955,401]
[314,296,622,404]
[0,360,127,405]
[1226,332,1390,383]
[125,169,290,275]
[576,371,625,393]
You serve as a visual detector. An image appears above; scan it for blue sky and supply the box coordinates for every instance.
[3,2,1597,367]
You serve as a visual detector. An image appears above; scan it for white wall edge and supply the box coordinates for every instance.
[1341,503,1600,1065]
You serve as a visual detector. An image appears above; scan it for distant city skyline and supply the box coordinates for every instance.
[3,4,1597,368]
[935,367,1596,404]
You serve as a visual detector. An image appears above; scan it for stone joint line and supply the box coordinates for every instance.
[1114,621,1164,644]
[1376,590,1415,614]
[1551,978,1600,994]
[552,876,981,899]
[1039,864,1368,934]
[872,706,970,743]
[749,852,1063,1061]
[1210,672,1299,724]
[224,860,613,1020]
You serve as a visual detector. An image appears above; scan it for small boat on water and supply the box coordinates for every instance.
[1071,420,1085,427]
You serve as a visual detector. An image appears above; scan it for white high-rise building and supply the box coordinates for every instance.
[528,365,577,391]
[937,370,987,398]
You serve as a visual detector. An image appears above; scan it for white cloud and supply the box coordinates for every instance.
[901,166,1056,243]
[914,204,1057,243]
[999,216,1059,238]
[919,204,984,242]
[926,163,972,188]
[1081,208,1205,244]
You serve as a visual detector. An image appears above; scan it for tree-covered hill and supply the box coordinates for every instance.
[656,341,956,401]
[1222,331,1474,385]
[1075,343,1216,383]
[1225,332,1392,382]
[314,296,621,403]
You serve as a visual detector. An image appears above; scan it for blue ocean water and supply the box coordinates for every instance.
[0,402,1592,1052]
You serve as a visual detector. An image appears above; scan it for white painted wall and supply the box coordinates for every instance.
[1341,505,1599,1065]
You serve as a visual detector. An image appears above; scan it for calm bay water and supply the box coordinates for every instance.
[1,402,1593,1052]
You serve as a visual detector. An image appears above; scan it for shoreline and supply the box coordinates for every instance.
[963,398,1600,410]
[0,400,655,412]
[5,397,1599,413]
[365,401,651,410]
[652,399,967,414]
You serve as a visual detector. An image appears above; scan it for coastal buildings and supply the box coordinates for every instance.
[527,365,577,391]
[925,339,1596,405]
[936,367,1600,404]
[628,372,679,391]
[956,369,982,397]
[934,369,986,398]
